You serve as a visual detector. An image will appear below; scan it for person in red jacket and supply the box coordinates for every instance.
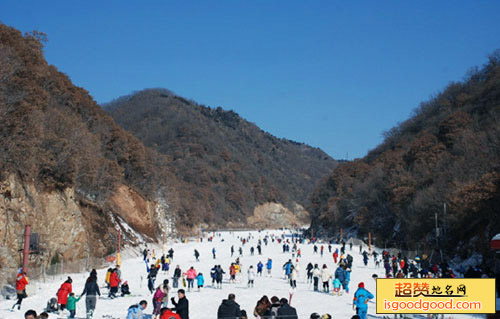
[109,268,121,298]
[57,277,73,310]
[11,269,29,311]
[160,307,181,319]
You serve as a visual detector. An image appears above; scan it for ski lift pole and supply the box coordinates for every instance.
[117,228,121,266]
[23,225,31,274]
[368,232,372,253]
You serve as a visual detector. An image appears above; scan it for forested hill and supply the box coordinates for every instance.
[105,89,338,226]
[310,52,500,262]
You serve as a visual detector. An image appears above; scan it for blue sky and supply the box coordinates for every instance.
[2,1,499,159]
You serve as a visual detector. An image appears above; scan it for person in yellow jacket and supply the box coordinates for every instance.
[105,268,112,288]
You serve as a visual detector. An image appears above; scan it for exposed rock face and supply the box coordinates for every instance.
[0,174,88,271]
[0,174,173,283]
[247,202,310,229]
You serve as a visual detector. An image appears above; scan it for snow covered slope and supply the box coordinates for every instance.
[0,230,489,319]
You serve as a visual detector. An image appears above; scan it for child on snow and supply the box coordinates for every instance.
[332,278,342,296]
[66,293,81,318]
[196,273,204,291]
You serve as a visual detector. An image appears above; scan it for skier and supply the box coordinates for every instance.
[320,245,324,257]
[194,249,200,262]
[333,249,339,264]
[313,245,318,254]
[168,248,174,261]
[250,246,255,256]
[328,243,332,253]
[212,247,216,259]
[239,247,243,256]
[231,245,234,257]
[353,282,374,319]
[257,244,262,255]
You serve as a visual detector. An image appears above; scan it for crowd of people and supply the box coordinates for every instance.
[11,229,495,319]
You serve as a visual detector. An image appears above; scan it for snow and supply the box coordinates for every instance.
[0,230,491,319]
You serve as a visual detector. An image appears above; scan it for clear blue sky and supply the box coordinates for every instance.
[2,1,500,159]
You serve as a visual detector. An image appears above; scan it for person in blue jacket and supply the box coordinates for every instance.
[352,282,374,319]
[266,258,273,277]
[344,268,351,293]
[257,261,264,276]
[196,273,204,292]
[126,300,147,319]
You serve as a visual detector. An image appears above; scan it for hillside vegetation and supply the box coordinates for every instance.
[310,52,500,263]
[106,89,337,226]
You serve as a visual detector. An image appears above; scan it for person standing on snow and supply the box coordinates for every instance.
[256,261,264,276]
[247,266,256,288]
[266,258,273,277]
[215,265,225,289]
[57,276,73,311]
[184,267,197,292]
[321,264,331,293]
[173,265,181,288]
[289,265,298,289]
[217,293,241,319]
[196,273,204,291]
[312,264,321,292]
[306,262,314,283]
[352,282,374,319]
[109,268,121,298]
[81,269,100,319]
[194,249,200,262]
[212,248,216,259]
[333,249,339,264]
[171,289,189,319]
[12,269,29,311]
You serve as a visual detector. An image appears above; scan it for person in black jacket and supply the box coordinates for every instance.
[217,294,241,319]
[171,289,189,319]
[81,271,100,319]
[276,298,297,319]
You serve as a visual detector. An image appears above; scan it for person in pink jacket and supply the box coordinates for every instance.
[183,267,197,292]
